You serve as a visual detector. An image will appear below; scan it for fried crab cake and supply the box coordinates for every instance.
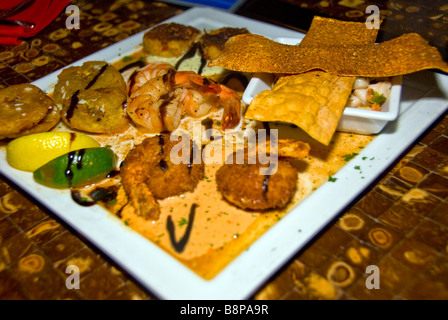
[216,156,298,211]
[199,27,250,61]
[121,133,203,198]
[0,84,59,139]
[143,22,201,58]
[53,61,129,134]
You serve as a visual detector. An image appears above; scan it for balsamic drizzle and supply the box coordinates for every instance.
[187,141,196,174]
[158,134,168,172]
[175,43,198,70]
[118,60,146,73]
[262,176,270,201]
[197,45,207,75]
[71,190,96,207]
[64,149,113,207]
[71,187,118,207]
[127,71,138,95]
[66,63,109,123]
[66,90,80,122]
[262,121,271,135]
[76,149,85,170]
[85,64,109,90]
[65,149,95,206]
[158,134,165,155]
[159,159,168,172]
[159,99,170,132]
[64,151,76,187]
[174,43,207,75]
[166,203,197,253]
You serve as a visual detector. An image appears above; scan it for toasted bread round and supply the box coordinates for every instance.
[143,22,200,58]
[0,84,54,138]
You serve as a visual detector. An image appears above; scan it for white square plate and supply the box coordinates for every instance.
[1,8,448,299]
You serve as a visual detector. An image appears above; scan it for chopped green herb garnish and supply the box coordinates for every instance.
[328,176,338,182]
[372,91,387,105]
[342,153,359,162]
[122,56,133,62]
[178,217,188,227]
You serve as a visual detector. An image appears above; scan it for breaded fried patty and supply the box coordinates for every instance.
[0,84,57,139]
[216,157,298,211]
[199,27,250,60]
[143,22,201,57]
[121,134,204,200]
[4,106,60,139]
[53,61,129,134]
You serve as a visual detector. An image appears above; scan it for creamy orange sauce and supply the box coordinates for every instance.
[105,119,372,279]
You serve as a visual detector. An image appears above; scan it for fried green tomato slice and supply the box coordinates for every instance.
[0,84,56,139]
[54,61,129,134]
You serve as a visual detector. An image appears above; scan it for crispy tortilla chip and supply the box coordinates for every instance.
[300,16,379,46]
[209,33,448,77]
[245,72,355,146]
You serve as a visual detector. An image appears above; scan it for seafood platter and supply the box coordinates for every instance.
[1,8,448,299]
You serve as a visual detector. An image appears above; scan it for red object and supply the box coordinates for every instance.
[0,0,72,45]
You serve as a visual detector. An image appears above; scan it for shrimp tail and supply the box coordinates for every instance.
[173,71,221,94]
[220,87,242,129]
[123,183,160,220]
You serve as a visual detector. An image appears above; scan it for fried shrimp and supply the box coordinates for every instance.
[120,134,204,220]
[127,64,242,132]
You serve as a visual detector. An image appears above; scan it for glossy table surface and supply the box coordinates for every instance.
[1,0,447,300]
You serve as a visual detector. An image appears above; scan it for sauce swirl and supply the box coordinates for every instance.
[166,203,197,253]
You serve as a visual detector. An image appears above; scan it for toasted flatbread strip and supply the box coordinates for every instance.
[209,33,448,77]
[299,16,379,46]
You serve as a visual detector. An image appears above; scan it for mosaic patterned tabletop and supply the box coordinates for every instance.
[1,0,448,300]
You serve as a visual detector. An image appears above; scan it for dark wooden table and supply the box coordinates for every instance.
[1,0,447,300]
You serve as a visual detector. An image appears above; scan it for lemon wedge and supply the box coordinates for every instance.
[6,132,101,172]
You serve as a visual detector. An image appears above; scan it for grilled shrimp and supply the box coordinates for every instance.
[127,71,183,132]
[126,63,242,132]
[127,61,175,95]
